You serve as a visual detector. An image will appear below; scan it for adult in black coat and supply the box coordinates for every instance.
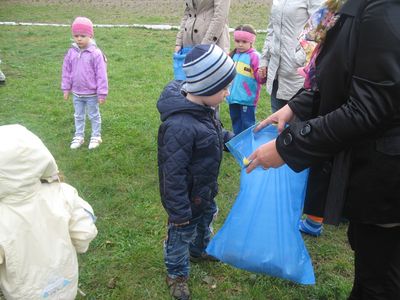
[246,0,400,298]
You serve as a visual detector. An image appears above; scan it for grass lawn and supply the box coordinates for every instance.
[0,1,353,299]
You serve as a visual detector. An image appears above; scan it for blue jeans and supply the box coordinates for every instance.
[73,95,101,138]
[164,200,218,278]
[270,79,288,113]
[229,104,256,135]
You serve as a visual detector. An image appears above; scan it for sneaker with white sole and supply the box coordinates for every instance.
[70,136,84,149]
[88,136,102,149]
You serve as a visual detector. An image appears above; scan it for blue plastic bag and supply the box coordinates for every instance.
[173,47,192,80]
[206,125,315,285]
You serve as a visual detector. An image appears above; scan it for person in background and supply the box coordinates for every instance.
[227,24,266,135]
[246,0,400,298]
[62,16,108,150]
[0,59,5,85]
[157,44,236,300]
[0,124,97,300]
[175,0,231,54]
[258,0,323,113]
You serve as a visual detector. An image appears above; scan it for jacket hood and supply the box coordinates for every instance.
[0,124,59,202]
[157,80,212,121]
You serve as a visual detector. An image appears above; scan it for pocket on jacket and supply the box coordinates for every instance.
[376,135,400,156]
[293,44,306,67]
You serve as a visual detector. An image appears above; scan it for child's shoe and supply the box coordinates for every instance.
[299,217,323,237]
[0,70,5,84]
[166,276,191,300]
[70,136,84,149]
[88,136,102,149]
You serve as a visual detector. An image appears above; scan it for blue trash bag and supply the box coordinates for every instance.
[173,47,192,80]
[206,124,315,285]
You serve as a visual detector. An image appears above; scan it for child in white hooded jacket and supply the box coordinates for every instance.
[0,124,98,300]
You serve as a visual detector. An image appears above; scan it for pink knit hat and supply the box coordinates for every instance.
[71,17,94,37]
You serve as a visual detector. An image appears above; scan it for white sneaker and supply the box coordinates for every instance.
[70,136,84,149]
[88,136,102,149]
[0,70,5,83]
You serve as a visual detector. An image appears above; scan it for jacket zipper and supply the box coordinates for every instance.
[209,110,224,162]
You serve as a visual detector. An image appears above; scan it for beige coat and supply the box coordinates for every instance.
[176,0,231,53]
[260,0,323,101]
[0,124,97,300]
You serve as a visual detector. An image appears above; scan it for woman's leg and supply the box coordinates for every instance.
[270,79,287,113]
[347,222,400,300]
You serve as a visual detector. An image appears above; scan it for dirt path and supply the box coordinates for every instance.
[1,0,272,28]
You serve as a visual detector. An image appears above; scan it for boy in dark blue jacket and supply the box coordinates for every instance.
[157,44,236,300]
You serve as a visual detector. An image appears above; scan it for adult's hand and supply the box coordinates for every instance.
[258,66,267,79]
[174,45,182,53]
[254,104,294,133]
[245,139,284,173]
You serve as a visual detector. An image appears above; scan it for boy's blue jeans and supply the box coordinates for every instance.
[164,200,218,278]
[73,95,102,138]
[229,104,256,135]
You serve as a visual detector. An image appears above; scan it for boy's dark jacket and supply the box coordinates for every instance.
[157,80,233,224]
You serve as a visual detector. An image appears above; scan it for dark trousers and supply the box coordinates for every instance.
[347,222,400,300]
[270,79,288,113]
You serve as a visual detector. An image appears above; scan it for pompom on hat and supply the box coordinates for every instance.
[182,44,236,96]
[71,17,94,38]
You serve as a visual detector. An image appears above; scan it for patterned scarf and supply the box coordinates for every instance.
[298,0,347,90]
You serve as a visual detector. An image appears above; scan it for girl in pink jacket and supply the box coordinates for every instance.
[62,17,108,150]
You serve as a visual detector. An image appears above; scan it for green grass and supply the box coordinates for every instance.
[0,2,353,299]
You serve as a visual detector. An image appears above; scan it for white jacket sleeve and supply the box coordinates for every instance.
[260,19,274,68]
[67,185,98,253]
[0,246,4,265]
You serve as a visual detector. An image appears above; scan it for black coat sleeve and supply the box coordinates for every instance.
[158,121,195,224]
[277,0,400,172]
[288,89,316,121]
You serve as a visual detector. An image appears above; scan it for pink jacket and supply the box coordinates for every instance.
[61,43,108,99]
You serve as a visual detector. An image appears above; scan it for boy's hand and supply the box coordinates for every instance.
[98,98,105,104]
[63,91,69,100]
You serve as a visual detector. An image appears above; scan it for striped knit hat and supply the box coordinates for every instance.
[182,44,236,96]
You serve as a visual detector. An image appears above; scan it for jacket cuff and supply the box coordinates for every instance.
[276,124,314,172]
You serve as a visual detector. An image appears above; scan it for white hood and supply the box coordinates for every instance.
[0,124,97,299]
[0,124,58,202]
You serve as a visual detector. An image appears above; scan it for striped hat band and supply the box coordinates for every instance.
[182,44,236,96]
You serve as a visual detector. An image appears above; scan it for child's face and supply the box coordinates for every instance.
[73,34,91,49]
[203,85,231,107]
[234,39,252,53]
